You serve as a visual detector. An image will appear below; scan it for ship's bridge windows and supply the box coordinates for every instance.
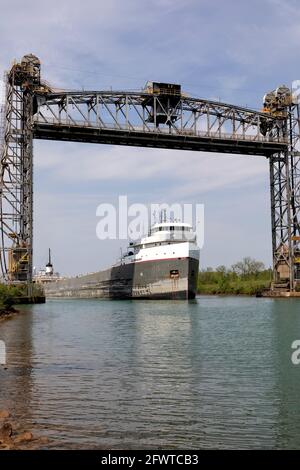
[152,225,193,233]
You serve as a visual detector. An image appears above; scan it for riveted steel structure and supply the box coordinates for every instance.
[0,56,37,283]
[0,54,299,292]
[33,91,286,154]
[275,105,300,288]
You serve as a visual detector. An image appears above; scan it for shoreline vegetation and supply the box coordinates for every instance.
[0,283,44,318]
[0,284,22,318]
[197,257,272,296]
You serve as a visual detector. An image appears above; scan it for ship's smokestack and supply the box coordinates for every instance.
[45,248,53,275]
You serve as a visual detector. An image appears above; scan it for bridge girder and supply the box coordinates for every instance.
[32,91,287,156]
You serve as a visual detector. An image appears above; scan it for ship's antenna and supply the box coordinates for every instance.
[151,210,157,234]
[46,248,53,267]
[159,209,167,223]
[152,210,157,224]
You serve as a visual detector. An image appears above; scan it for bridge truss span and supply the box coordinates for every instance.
[33,91,287,155]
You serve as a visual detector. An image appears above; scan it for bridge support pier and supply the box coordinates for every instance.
[269,105,300,292]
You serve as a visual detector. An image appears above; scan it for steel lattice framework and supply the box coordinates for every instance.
[0,54,299,292]
[33,91,287,154]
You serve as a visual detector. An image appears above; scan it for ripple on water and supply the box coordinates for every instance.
[1,297,300,449]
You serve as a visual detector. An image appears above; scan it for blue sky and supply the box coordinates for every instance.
[1,0,299,275]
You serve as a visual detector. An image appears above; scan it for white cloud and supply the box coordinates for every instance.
[35,141,268,198]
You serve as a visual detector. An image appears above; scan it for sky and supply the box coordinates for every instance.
[1,0,300,275]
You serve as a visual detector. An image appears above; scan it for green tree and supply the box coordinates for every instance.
[231,257,265,278]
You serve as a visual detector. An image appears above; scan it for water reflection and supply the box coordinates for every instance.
[272,300,300,449]
[0,297,300,449]
[0,307,34,429]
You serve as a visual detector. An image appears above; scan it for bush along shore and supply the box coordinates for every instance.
[197,257,272,296]
[0,283,45,317]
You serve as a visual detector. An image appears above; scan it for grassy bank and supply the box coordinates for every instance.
[0,283,44,315]
[197,258,272,296]
[0,284,24,315]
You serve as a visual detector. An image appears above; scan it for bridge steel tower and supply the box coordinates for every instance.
[0,54,299,293]
[0,55,42,283]
[268,100,300,291]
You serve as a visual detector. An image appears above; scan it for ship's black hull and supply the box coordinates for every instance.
[43,257,199,300]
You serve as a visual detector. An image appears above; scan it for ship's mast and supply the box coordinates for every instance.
[45,248,53,275]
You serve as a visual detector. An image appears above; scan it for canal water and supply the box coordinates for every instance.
[0,296,300,449]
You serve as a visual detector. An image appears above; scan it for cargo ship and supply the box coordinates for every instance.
[36,222,200,300]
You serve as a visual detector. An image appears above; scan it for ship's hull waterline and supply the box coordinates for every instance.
[43,257,199,300]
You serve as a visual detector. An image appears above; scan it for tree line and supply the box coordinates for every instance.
[198,257,272,295]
